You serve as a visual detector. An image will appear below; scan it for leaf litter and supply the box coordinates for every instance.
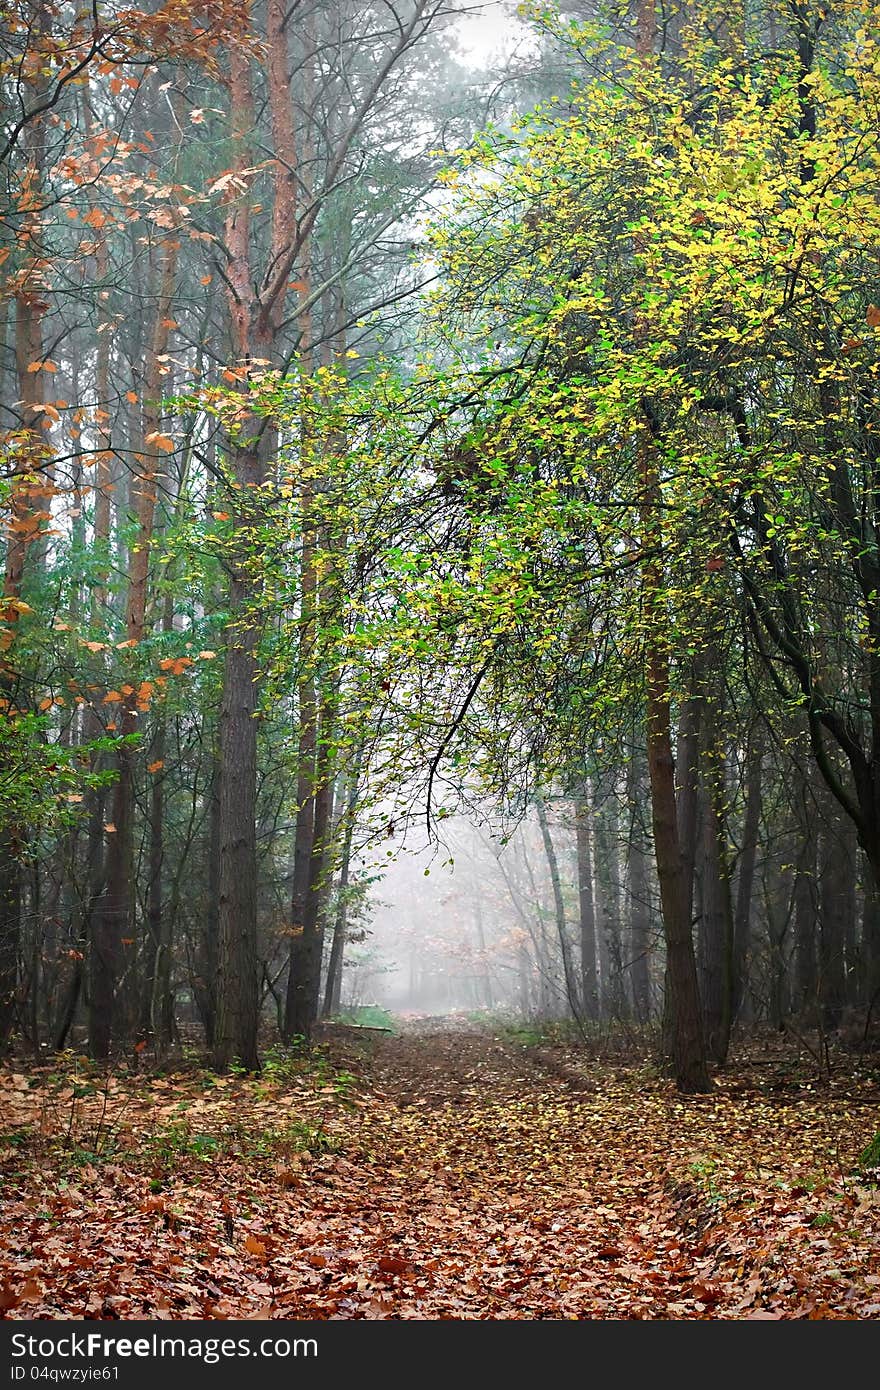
[1,1027,878,1319]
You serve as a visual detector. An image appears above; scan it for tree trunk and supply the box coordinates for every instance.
[89,190,181,1058]
[322,762,360,1018]
[0,847,20,1047]
[213,528,262,1072]
[0,78,48,1046]
[792,771,818,1016]
[640,436,710,1091]
[574,793,599,1021]
[818,794,855,1029]
[626,755,652,1022]
[733,724,762,1018]
[536,797,580,1021]
[195,751,221,1048]
[593,780,624,1018]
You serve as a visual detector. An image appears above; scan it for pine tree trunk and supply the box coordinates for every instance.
[214,513,262,1071]
[195,752,221,1048]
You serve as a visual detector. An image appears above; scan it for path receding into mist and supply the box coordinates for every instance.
[334,1025,695,1318]
[2,1027,878,1318]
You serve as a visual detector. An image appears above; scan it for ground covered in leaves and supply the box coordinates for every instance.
[1,1023,879,1319]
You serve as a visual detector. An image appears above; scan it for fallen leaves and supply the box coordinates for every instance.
[0,1030,878,1320]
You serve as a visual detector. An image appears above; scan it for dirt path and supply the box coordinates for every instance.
[334,1028,694,1317]
[2,1028,879,1318]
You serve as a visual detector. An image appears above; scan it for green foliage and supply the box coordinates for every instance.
[857,1129,880,1175]
[147,1125,221,1162]
[0,714,121,839]
[214,0,880,838]
[333,1004,397,1033]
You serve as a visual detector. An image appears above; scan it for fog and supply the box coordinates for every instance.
[339,805,624,1022]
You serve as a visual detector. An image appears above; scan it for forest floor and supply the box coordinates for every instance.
[1,1022,880,1319]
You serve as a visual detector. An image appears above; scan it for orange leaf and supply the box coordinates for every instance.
[144,432,175,453]
[147,759,165,773]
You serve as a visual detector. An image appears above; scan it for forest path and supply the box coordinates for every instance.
[2,1028,878,1318]
[334,1026,694,1317]
[293,1026,879,1318]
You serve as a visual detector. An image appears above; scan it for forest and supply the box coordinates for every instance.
[1,0,880,1323]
